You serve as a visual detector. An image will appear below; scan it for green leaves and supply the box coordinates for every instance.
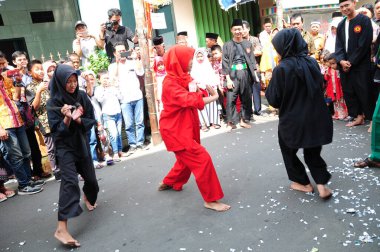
[87,49,110,76]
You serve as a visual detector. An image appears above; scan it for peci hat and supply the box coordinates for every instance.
[205,32,219,40]
[75,20,87,29]
[153,36,164,46]
[177,31,188,36]
[310,21,321,26]
[231,18,243,28]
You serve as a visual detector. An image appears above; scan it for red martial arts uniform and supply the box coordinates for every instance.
[159,45,224,202]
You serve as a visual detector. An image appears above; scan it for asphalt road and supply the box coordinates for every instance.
[1,119,379,252]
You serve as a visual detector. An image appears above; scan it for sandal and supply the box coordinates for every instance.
[0,192,7,202]
[213,124,221,129]
[354,158,380,168]
[201,126,210,132]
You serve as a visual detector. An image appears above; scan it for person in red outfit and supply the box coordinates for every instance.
[158,45,230,212]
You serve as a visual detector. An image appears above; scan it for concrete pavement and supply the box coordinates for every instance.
[0,119,379,252]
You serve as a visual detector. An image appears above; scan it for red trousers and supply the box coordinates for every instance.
[163,143,224,202]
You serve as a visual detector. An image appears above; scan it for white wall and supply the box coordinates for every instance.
[172,0,198,48]
[78,0,121,35]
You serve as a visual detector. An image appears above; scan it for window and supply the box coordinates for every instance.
[0,14,4,26]
[30,11,55,23]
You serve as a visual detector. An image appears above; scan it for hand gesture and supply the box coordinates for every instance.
[206,84,217,97]
[37,81,48,93]
[227,81,235,90]
[189,80,198,92]
[71,106,84,121]
[61,104,72,117]
[0,128,9,141]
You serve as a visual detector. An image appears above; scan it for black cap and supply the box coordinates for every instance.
[231,19,243,28]
[153,36,164,46]
[74,20,87,29]
[205,33,218,40]
[177,31,187,36]
[338,0,350,4]
[332,11,343,18]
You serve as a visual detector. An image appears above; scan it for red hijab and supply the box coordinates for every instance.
[164,45,195,88]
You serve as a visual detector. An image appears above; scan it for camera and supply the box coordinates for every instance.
[120,51,132,59]
[6,69,21,78]
[105,20,118,31]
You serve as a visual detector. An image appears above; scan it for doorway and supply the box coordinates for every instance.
[0,38,28,66]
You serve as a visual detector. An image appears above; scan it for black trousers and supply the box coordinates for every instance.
[340,70,375,120]
[251,81,262,113]
[226,69,252,124]
[279,136,331,185]
[57,152,99,221]
[25,127,43,177]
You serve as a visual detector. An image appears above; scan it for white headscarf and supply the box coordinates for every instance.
[190,48,219,89]
[324,18,341,53]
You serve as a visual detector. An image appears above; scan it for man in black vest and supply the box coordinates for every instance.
[222,19,258,132]
[335,0,375,127]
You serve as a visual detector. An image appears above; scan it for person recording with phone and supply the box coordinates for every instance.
[108,42,145,154]
[99,8,138,63]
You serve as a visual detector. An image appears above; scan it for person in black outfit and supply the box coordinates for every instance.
[266,28,333,199]
[99,8,138,62]
[47,65,99,247]
[335,0,375,127]
[222,19,259,132]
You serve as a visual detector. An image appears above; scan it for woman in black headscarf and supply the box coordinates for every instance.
[265,29,333,199]
[47,64,99,247]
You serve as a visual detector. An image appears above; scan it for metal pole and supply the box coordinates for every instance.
[133,0,162,145]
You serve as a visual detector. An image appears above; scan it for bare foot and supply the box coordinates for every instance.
[54,228,80,247]
[368,121,372,133]
[240,120,251,129]
[226,125,233,133]
[317,184,332,200]
[204,201,231,212]
[290,182,314,193]
[158,182,172,191]
[83,195,97,211]
[346,116,364,127]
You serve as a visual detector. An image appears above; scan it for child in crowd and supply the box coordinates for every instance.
[43,60,57,82]
[211,45,227,120]
[26,60,59,179]
[84,70,107,168]
[94,70,122,162]
[191,48,221,130]
[324,53,348,120]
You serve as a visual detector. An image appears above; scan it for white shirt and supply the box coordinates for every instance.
[94,86,122,116]
[72,37,97,67]
[259,30,271,46]
[108,60,144,104]
[345,19,349,51]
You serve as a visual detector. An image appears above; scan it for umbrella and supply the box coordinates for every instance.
[219,0,256,11]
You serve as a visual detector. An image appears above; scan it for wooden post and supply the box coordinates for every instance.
[276,0,284,30]
[133,0,162,145]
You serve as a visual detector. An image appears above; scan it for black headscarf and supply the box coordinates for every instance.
[271,28,322,98]
[49,64,79,106]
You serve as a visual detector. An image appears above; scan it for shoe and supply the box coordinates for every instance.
[54,170,61,181]
[4,179,19,191]
[113,154,121,162]
[30,179,46,188]
[136,145,144,150]
[18,185,43,195]
[354,158,380,168]
[94,162,105,169]
[253,111,262,116]
[128,146,137,155]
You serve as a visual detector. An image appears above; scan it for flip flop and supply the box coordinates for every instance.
[0,193,7,203]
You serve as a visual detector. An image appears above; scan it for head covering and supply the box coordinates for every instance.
[271,28,322,98]
[177,31,187,36]
[42,60,56,81]
[164,45,195,88]
[331,19,341,28]
[153,36,164,46]
[310,21,321,26]
[231,19,243,28]
[75,20,87,29]
[49,64,79,106]
[338,0,352,4]
[205,33,219,40]
[190,48,219,89]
